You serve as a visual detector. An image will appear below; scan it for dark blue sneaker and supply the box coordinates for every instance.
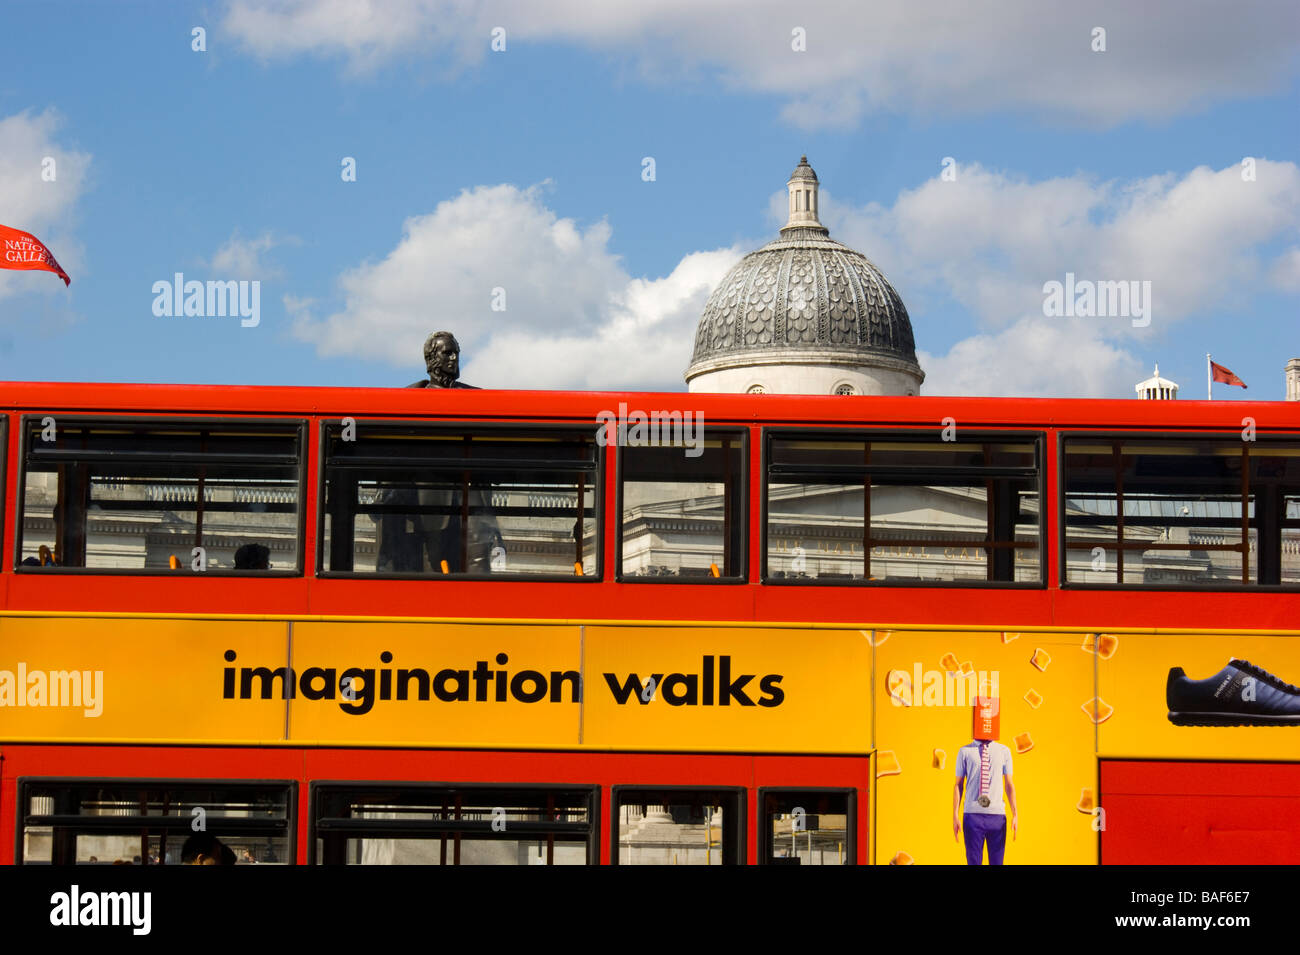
[1167,659,1300,726]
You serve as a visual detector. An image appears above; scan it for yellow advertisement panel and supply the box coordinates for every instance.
[873,630,1098,866]
[7,613,1296,781]
[582,625,872,753]
[1097,631,1300,759]
[0,616,286,743]
[0,616,872,752]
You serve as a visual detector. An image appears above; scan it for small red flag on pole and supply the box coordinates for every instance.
[0,224,71,286]
[1201,356,1242,397]
[1211,361,1247,388]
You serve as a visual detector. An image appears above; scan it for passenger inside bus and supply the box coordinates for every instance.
[373,485,503,575]
[234,543,271,570]
[181,833,235,865]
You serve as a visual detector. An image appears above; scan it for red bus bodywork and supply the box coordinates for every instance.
[1,382,1297,865]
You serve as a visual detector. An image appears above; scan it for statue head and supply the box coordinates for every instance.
[423,331,461,387]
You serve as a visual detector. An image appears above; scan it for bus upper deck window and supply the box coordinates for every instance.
[17,419,303,574]
[1063,437,1300,588]
[321,424,600,579]
[617,431,745,581]
[764,433,1041,586]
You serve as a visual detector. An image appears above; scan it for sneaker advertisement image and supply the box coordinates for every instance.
[1167,659,1300,726]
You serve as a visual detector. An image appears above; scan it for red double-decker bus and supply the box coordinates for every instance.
[2,382,1297,864]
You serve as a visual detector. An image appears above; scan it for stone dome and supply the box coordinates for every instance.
[686,157,924,396]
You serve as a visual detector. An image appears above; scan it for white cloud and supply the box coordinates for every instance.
[222,0,478,74]
[207,231,291,278]
[1270,247,1300,292]
[917,319,1145,398]
[484,247,740,390]
[289,182,740,388]
[828,160,1300,330]
[221,0,1300,125]
[0,109,91,300]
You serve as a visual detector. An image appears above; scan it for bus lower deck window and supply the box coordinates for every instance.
[761,789,853,865]
[614,789,743,865]
[19,780,294,865]
[312,785,595,865]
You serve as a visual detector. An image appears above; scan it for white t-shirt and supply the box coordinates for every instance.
[956,740,1013,815]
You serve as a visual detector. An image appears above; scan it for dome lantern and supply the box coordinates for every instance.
[1135,363,1179,400]
[784,155,824,232]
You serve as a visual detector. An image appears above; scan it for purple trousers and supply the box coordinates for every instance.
[963,813,1007,865]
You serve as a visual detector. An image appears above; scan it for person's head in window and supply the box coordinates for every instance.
[181,833,233,865]
[234,543,271,570]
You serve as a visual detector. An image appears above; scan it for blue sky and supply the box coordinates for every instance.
[1,0,1297,398]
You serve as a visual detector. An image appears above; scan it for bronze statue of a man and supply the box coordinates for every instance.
[408,331,478,389]
[381,330,501,573]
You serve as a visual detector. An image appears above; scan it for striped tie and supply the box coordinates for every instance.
[979,741,991,798]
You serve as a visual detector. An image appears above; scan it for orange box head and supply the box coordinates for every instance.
[973,696,1000,740]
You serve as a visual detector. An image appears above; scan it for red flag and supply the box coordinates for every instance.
[0,224,70,286]
[1210,361,1247,389]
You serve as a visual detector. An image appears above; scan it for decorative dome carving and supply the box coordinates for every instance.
[686,157,923,393]
[689,233,919,366]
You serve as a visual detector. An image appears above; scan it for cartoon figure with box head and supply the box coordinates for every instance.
[953,696,1018,865]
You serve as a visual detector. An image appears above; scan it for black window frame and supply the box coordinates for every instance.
[309,780,600,865]
[761,427,1047,588]
[1059,430,1300,591]
[615,426,749,583]
[315,419,604,582]
[756,786,857,865]
[13,414,308,576]
[16,776,298,865]
[610,785,746,865]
